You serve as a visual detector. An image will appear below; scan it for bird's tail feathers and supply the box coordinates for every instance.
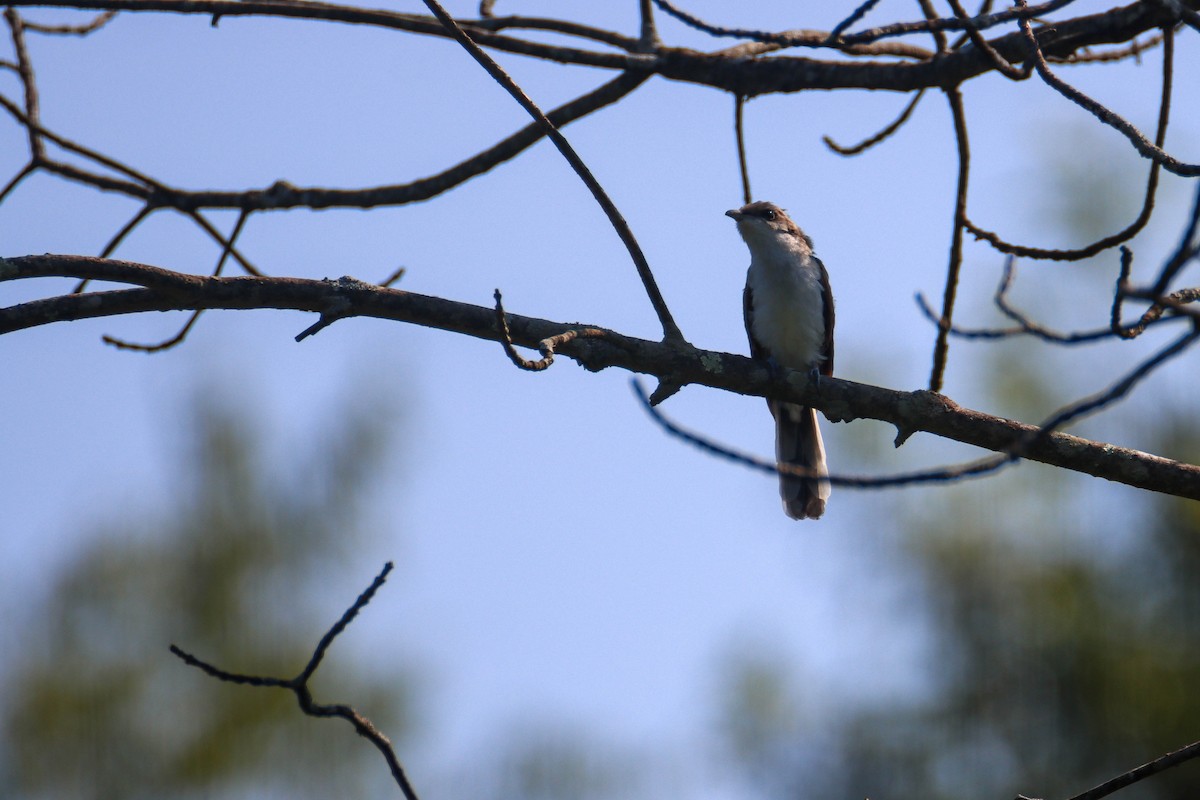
[771,401,830,520]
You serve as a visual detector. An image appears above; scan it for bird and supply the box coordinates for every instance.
[726,201,835,520]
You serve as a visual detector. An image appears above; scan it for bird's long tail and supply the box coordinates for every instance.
[771,401,830,520]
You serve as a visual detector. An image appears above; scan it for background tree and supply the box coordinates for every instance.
[0,389,413,798]
[2,3,1199,798]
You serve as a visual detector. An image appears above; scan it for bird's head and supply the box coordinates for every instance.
[726,201,813,254]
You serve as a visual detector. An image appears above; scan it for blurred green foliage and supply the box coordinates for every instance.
[0,390,410,799]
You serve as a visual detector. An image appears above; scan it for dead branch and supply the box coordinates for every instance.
[4,253,1199,501]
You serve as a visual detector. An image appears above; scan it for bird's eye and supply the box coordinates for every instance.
[763,209,777,221]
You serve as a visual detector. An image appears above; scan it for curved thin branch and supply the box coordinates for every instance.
[734,94,751,203]
[421,0,685,345]
[963,24,1173,260]
[915,255,1188,344]
[465,15,640,51]
[0,67,649,213]
[23,9,116,34]
[634,378,1013,488]
[1049,31,1164,64]
[1018,3,1199,177]
[823,89,925,156]
[654,0,1075,48]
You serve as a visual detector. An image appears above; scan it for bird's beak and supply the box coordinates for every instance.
[725,209,743,221]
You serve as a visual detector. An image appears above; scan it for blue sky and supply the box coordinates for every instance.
[3,2,1198,795]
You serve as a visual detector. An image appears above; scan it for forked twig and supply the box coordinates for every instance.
[914,254,1186,344]
[823,90,925,156]
[170,562,419,800]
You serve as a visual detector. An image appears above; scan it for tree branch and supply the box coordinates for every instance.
[170,562,419,800]
[4,254,1199,501]
[3,0,1191,94]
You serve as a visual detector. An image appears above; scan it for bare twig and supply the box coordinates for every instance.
[946,0,1031,80]
[23,9,116,34]
[651,0,1071,48]
[916,0,950,53]
[0,0,1181,94]
[927,85,971,392]
[734,94,752,204]
[1160,0,1200,32]
[379,265,407,289]
[103,209,250,351]
[5,9,45,161]
[828,0,886,42]
[1151,180,1200,296]
[650,0,932,58]
[963,25,1173,260]
[0,63,647,219]
[636,318,1199,491]
[838,0,1074,46]
[171,562,418,800]
[464,15,640,51]
[0,162,36,205]
[1049,31,1164,64]
[823,89,925,156]
[0,93,264,277]
[420,0,686,347]
[634,378,1013,489]
[493,289,608,371]
[1018,2,1199,177]
[1063,738,1200,800]
[915,255,1185,343]
[1034,324,1200,435]
[637,0,658,51]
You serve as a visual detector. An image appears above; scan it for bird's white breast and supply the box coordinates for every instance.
[746,243,827,371]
